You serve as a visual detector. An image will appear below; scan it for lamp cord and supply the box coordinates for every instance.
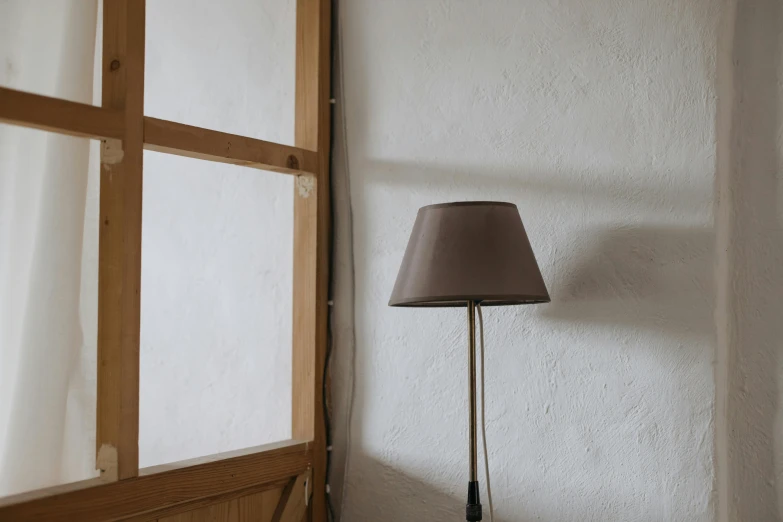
[476,304,494,522]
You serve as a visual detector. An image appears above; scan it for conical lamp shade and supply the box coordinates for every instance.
[389,201,549,307]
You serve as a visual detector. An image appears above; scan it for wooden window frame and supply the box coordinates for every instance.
[0,0,331,520]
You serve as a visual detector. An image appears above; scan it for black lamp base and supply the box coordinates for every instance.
[466,480,483,521]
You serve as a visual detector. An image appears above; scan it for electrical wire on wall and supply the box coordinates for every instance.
[324,321,336,522]
[325,5,498,519]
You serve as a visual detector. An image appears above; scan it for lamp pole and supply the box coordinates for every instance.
[466,300,482,521]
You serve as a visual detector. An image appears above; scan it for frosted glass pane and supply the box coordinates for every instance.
[0,0,101,106]
[139,151,293,468]
[145,0,295,144]
[0,125,100,497]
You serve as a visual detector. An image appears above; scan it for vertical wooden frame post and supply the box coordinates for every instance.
[293,0,331,520]
[97,0,146,481]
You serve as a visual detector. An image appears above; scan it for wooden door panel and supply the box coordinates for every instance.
[270,473,309,522]
[0,0,330,519]
[154,471,309,522]
[157,488,282,522]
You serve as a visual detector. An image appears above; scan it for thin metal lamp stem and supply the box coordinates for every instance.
[466,300,482,521]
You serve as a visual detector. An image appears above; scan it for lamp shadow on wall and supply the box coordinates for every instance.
[544,225,713,341]
[343,453,520,522]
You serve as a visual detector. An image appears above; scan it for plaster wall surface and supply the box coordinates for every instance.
[331,0,722,520]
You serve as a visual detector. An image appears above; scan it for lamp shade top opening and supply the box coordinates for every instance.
[388,201,550,307]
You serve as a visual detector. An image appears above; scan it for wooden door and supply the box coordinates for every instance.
[0,0,330,520]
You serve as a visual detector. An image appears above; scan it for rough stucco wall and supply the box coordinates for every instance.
[332,0,720,520]
[139,0,295,467]
[714,0,783,520]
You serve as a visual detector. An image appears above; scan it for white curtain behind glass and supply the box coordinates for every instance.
[0,0,100,496]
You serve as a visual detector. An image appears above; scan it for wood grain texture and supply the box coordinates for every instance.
[155,488,283,522]
[270,477,297,522]
[292,1,332,521]
[271,472,310,522]
[122,480,287,522]
[0,86,124,139]
[237,488,282,522]
[157,500,237,522]
[144,117,319,175]
[0,440,311,522]
[96,0,146,481]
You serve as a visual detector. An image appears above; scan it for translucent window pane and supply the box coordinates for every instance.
[145,0,295,144]
[0,0,102,106]
[0,125,100,497]
[140,151,293,468]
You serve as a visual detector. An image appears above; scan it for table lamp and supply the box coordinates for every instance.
[389,201,550,521]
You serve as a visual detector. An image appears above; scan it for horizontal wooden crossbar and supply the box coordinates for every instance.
[121,479,291,522]
[144,117,318,175]
[0,86,124,139]
[0,87,317,176]
[0,440,312,522]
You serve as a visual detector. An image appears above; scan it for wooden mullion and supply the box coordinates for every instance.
[96,0,145,481]
[0,87,124,139]
[293,0,332,521]
[0,85,320,176]
[143,117,319,175]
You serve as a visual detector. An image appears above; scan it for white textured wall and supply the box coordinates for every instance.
[139,0,296,467]
[332,1,721,520]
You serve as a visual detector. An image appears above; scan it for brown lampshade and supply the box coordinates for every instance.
[389,201,550,307]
